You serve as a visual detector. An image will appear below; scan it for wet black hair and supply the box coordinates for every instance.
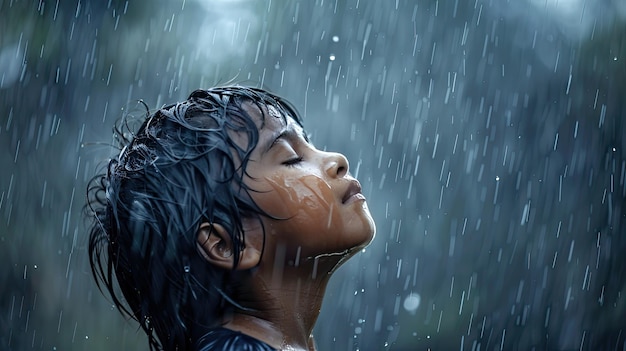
[87,86,303,350]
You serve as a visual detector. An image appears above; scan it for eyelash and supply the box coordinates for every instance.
[283,156,303,167]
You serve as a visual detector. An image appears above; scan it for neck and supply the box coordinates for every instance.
[224,254,348,350]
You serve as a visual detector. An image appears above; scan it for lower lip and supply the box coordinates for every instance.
[344,193,366,205]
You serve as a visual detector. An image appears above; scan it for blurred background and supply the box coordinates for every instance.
[1,0,625,350]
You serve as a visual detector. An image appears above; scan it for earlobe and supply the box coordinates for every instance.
[196,222,261,270]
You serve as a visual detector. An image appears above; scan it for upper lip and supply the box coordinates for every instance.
[342,179,363,204]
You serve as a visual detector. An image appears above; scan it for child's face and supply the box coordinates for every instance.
[240,103,376,262]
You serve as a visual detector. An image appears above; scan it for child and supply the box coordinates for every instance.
[87,86,376,350]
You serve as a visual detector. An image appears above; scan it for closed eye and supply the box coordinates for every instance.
[282,156,303,167]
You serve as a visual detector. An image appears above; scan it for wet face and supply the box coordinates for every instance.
[242,103,376,263]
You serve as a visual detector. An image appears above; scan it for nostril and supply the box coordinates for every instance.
[325,152,349,177]
[336,153,349,177]
[337,165,347,177]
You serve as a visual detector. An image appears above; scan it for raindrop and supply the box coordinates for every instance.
[403,293,421,313]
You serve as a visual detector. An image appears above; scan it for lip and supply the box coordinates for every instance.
[342,179,365,204]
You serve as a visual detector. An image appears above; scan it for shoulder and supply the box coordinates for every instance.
[195,327,277,351]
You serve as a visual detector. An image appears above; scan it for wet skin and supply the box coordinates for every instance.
[244,106,376,263]
[197,102,376,350]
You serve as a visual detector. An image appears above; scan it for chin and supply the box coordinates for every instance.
[344,223,377,257]
[355,228,376,252]
[360,213,377,246]
[313,228,375,262]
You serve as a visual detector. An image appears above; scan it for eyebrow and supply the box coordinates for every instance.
[263,127,303,155]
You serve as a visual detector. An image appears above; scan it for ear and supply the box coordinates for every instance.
[196,222,261,270]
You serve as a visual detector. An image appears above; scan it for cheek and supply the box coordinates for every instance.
[260,173,337,227]
[251,172,372,256]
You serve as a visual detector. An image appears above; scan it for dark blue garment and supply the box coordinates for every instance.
[195,327,277,351]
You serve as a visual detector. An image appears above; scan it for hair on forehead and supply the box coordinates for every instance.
[87,86,304,351]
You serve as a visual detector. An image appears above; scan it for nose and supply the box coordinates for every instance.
[324,152,349,178]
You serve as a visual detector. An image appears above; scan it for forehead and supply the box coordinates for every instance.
[242,100,301,134]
